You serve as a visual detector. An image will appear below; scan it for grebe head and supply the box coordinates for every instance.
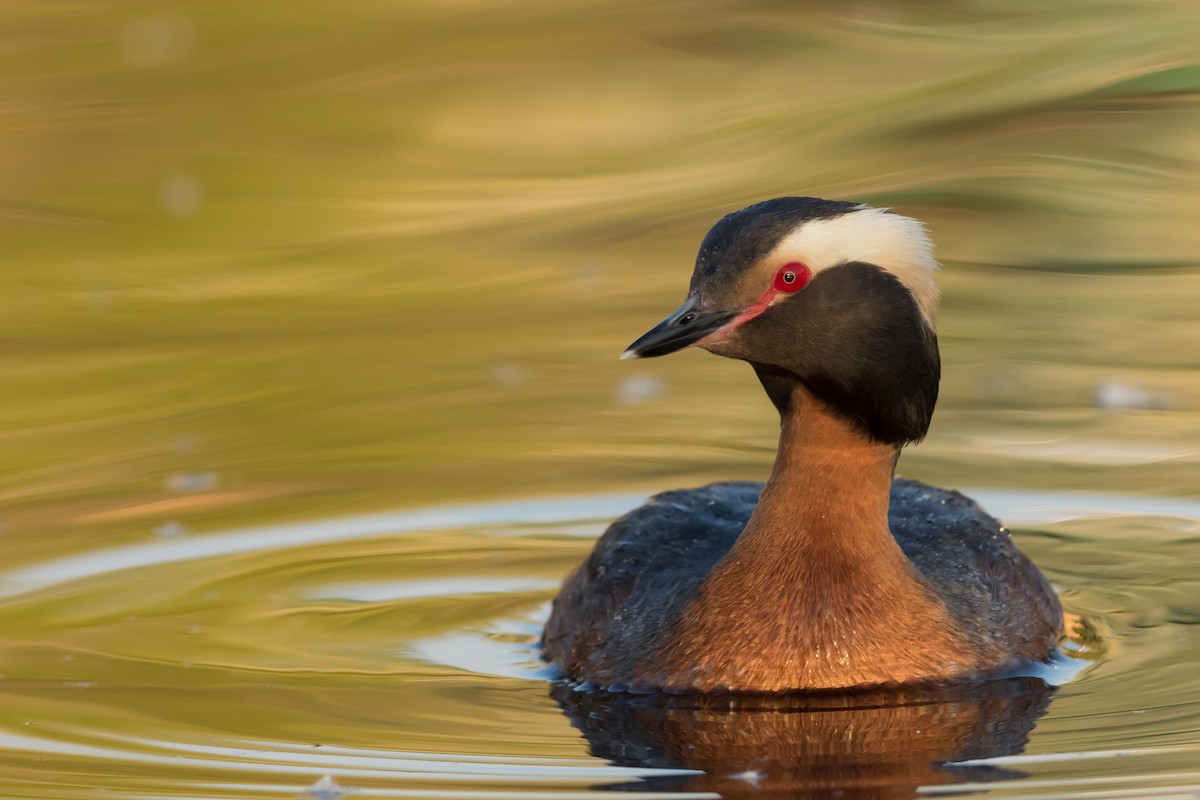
[622,197,942,444]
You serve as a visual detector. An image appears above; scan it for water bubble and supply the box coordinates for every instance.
[729,769,764,786]
[489,363,529,389]
[160,174,203,217]
[164,471,219,492]
[1094,379,1171,411]
[120,17,197,67]
[153,520,187,538]
[301,775,357,800]
[616,374,665,406]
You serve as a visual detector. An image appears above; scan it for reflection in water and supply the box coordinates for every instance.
[553,679,1056,798]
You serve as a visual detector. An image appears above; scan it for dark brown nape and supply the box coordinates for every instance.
[637,377,1003,692]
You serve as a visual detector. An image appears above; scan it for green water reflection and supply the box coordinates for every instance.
[2,0,1200,797]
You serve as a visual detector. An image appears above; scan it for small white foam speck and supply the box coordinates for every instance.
[153,520,187,538]
[489,364,529,388]
[729,769,764,786]
[121,16,197,67]
[160,174,203,217]
[616,374,664,406]
[165,472,219,492]
[301,775,357,800]
[1095,379,1171,411]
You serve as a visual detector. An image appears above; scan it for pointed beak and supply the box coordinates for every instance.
[620,295,736,360]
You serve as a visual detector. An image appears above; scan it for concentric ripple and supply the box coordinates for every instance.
[0,489,1198,798]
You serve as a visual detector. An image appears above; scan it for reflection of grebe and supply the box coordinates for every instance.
[551,679,1055,798]
[544,198,1062,692]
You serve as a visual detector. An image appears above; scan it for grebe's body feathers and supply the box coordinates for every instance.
[544,479,1062,692]
[544,197,1063,692]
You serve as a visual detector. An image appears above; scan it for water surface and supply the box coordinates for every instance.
[1,490,1199,798]
[3,0,1200,797]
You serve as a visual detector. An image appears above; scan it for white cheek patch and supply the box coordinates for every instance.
[764,206,940,327]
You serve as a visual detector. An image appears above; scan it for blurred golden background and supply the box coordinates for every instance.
[6,1,1198,567]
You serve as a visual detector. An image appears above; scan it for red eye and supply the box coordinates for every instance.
[773,262,810,293]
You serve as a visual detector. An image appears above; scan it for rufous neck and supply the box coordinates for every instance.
[734,382,901,560]
[652,379,966,691]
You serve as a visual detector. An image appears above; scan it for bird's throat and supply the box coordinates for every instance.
[652,381,963,691]
[733,381,902,572]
